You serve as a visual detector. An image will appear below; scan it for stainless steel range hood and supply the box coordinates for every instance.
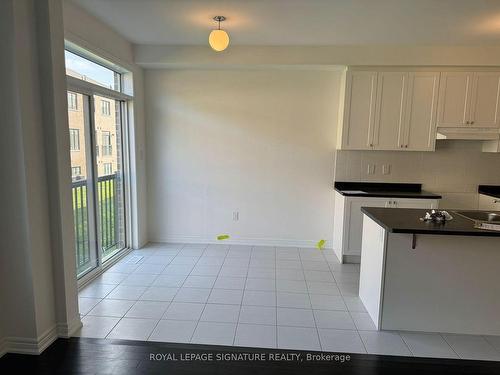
[436,127,500,141]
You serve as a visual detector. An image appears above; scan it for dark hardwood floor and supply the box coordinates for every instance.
[1,337,499,374]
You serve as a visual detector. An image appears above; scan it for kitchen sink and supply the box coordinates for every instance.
[453,210,500,223]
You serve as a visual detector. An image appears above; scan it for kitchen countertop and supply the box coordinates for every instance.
[334,182,442,199]
[479,185,500,199]
[361,207,500,237]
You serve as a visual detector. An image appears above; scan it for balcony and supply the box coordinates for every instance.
[72,173,121,275]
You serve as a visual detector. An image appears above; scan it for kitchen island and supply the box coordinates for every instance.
[359,207,500,336]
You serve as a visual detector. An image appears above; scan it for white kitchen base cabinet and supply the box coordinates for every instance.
[360,215,500,335]
[333,192,439,263]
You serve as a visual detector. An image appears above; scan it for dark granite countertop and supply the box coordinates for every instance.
[361,207,500,237]
[334,182,442,199]
[479,185,500,199]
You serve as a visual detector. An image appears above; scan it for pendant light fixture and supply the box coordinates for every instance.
[209,16,229,52]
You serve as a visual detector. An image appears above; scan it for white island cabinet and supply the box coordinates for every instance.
[359,208,500,336]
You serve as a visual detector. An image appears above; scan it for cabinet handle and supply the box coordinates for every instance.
[405,145,408,148]
[466,121,470,124]
[471,121,475,125]
[494,200,500,204]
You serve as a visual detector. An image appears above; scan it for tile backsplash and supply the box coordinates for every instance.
[334,140,500,209]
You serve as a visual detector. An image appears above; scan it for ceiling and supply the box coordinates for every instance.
[71,0,500,46]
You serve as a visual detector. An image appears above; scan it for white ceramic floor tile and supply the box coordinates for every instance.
[105,285,146,300]
[309,294,347,311]
[249,259,276,268]
[162,302,205,321]
[235,324,277,348]
[400,332,458,358]
[125,301,170,319]
[214,276,246,290]
[242,290,276,307]
[343,297,367,312]
[276,268,305,281]
[318,329,366,353]
[245,278,276,291]
[329,263,360,273]
[107,263,139,274]
[92,272,128,285]
[307,281,341,296]
[87,299,135,318]
[134,263,166,275]
[304,270,335,283]
[174,287,211,303]
[276,279,307,293]
[170,257,199,266]
[143,255,174,265]
[239,305,277,325]
[121,273,158,286]
[338,282,359,297]
[314,310,356,329]
[196,257,225,266]
[139,286,179,302]
[301,261,330,271]
[79,283,117,298]
[152,274,187,287]
[442,334,500,361]
[484,335,500,351]
[78,297,101,316]
[351,312,377,331]
[149,320,197,343]
[219,266,249,277]
[208,289,243,305]
[191,322,237,346]
[183,275,217,288]
[247,267,275,279]
[333,272,360,284]
[276,260,302,269]
[277,292,311,309]
[107,318,158,340]
[191,265,222,276]
[360,331,412,356]
[75,316,120,338]
[201,304,240,323]
[277,326,321,351]
[277,308,315,327]
[163,264,195,275]
[223,258,250,266]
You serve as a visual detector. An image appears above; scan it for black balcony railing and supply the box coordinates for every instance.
[72,173,120,275]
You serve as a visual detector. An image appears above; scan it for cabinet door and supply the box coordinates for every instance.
[470,72,500,128]
[342,71,378,149]
[437,72,472,127]
[403,72,440,151]
[373,72,407,150]
[394,199,439,209]
[346,198,388,256]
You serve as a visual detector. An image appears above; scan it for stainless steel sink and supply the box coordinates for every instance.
[453,210,500,223]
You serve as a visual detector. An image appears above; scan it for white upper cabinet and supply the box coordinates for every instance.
[338,69,439,151]
[437,72,471,127]
[470,72,500,128]
[403,72,440,151]
[437,71,500,128]
[341,71,378,149]
[372,72,407,150]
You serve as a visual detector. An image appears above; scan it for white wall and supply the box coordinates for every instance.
[145,69,340,247]
[335,141,500,209]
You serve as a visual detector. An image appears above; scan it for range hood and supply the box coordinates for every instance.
[436,127,500,141]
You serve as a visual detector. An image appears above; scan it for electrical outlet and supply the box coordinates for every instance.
[233,211,239,221]
[382,164,391,175]
[367,164,375,175]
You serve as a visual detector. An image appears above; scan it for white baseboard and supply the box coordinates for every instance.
[57,316,83,338]
[4,324,58,355]
[149,234,331,249]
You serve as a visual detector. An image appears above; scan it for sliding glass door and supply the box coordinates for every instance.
[67,91,127,278]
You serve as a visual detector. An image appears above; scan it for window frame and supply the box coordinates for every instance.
[69,128,80,151]
[101,99,111,116]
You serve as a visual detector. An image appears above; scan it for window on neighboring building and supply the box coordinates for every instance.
[71,166,81,177]
[69,128,80,151]
[103,163,113,175]
[101,100,111,116]
[68,92,78,110]
[102,131,112,155]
